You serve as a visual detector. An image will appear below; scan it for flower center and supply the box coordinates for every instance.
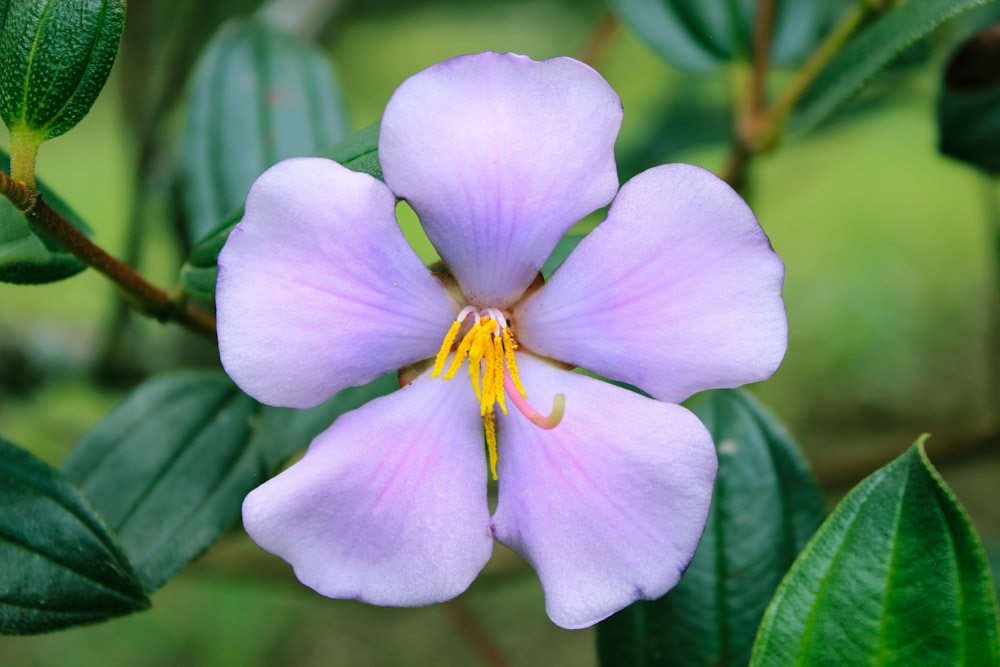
[431,305,564,480]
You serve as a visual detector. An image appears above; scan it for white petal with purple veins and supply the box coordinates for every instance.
[380,52,622,307]
[243,372,492,605]
[218,157,459,408]
[515,163,787,403]
[491,354,717,629]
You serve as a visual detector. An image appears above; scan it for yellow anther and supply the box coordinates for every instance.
[493,335,506,414]
[481,332,497,416]
[484,410,498,481]
[430,309,555,482]
[468,347,483,402]
[431,320,461,378]
[468,320,490,368]
[443,321,480,380]
[502,328,527,398]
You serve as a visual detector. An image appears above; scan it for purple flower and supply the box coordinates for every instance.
[216,52,786,629]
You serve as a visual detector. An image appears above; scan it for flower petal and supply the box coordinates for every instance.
[515,164,787,403]
[217,157,460,408]
[380,52,622,307]
[242,371,492,605]
[491,355,717,629]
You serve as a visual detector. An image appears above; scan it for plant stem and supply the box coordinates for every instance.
[8,129,40,189]
[578,11,620,69]
[0,170,217,339]
[721,2,872,187]
[722,0,774,189]
[764,2,868,140]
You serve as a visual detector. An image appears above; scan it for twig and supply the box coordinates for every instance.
[721,0,774,190]
[721,2,871,187]
[0,170,217,339]
[440,597,514,667]
[577,11,620,69]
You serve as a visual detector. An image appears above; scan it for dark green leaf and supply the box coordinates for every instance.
[938,25,1000,173]
[179,124,383,301]
[750,438,1000,666]
[180,16,349,242]
[0,436,148,635]
[607,0,841,72]
[322,122,381,181]
[61,372,259,591]
[0,0,125,142]
[118,0,265,140]
[792,0,995,131]
[597,389,825,667]
[0,148,93,284]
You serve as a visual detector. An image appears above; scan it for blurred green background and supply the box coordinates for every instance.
[2,0,999,665]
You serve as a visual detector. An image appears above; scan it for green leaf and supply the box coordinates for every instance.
[323,122,382,181]
[607,0,840,72]
[750,438,1000,666]
[61,372,258,592]
[938,25,1000,174]
[0,436,148,635]
[179,124,383,301]
[792,0,995,131]
[0,148,93,284]
[597,389,825,667]
[60,369,401,591]
[0,0,125,141]
[180,16,350,242]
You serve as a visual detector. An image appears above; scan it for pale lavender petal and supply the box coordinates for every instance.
[243,371,492,606]
[491,355,717,629]
[217,157,460,408]
[515,164,787,403]
[380,52,622,307]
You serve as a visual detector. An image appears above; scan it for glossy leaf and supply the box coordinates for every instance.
[750,439,1000,666]
[0,0,125,141]
[60,369,401,591]
[597,389,825,667]
[179,124,382,301]
[792,0,994,131]
[0,148,93,284]
[61,372,259,591]
[180,16,349,242]
[323,122,382,181]
[938,24,1000,174]
[607,0,840,72]
[0,436,148,635]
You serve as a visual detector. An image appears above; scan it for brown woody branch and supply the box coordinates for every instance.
[0,170,217,339]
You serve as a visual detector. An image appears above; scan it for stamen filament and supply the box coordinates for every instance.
[503,371,565,429]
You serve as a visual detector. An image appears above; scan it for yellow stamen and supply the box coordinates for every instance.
[484,410,498,480]
[493,335,506,414]
[502,328,527,398]
[443,321,480,379]
[431,320,461,378]
[430,309,565,482]
[481,330,497,415]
